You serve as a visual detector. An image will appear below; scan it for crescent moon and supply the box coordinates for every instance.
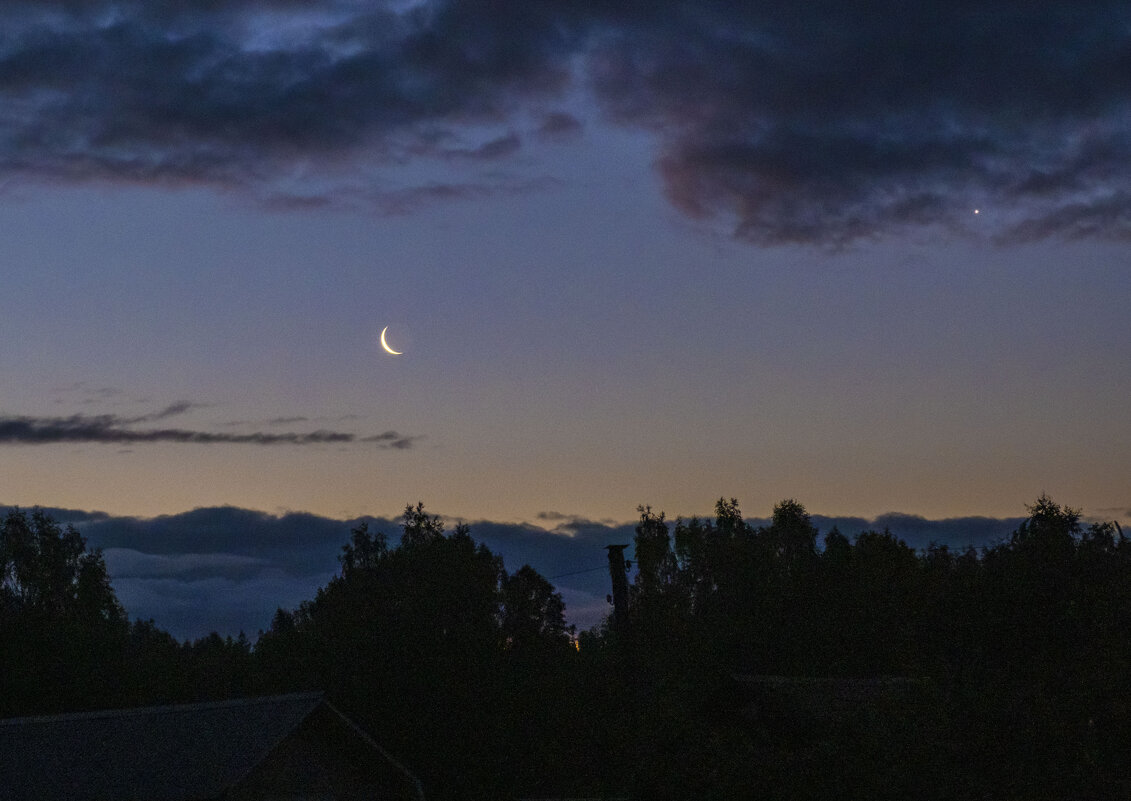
[379,326,403,356]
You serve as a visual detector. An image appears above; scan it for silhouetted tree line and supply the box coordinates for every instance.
[2,497,1129,799]
[0,507,260,712]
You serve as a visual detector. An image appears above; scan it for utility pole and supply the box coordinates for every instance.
[605,544,630,630]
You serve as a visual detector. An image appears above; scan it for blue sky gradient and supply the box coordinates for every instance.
[0,1,1127,634]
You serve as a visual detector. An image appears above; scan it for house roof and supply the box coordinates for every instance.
[732,674,931,726]
[0,692,325,801]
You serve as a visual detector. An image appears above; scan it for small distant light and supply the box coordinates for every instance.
[974,209,980,214]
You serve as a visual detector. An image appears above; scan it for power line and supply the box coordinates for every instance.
[547,550,636,581]
[546,565,607,580]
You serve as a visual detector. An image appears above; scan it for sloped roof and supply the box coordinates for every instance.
[0,692,325,801]
[732,674,931,727]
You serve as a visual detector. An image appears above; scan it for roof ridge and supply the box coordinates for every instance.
[0,691,324,727]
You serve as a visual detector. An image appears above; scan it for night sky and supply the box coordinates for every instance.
[1,1,1128,638]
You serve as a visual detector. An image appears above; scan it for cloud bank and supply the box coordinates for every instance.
[0,1,1127,243]
[14,502,1033,641]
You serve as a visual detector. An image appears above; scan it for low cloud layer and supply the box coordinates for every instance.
[13,501,1044,641]
[0,1,1127,244]
[0,409,418,449]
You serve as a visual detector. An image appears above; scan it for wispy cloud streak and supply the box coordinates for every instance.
[0,412,418,449]
[121,401,206,424]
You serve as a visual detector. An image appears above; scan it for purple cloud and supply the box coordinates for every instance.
[0,1,1126,243]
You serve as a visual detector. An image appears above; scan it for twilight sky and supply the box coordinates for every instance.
[0,1,1128,637]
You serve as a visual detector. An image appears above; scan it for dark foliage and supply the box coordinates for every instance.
[611,494,1131,800]
[4,495,1130,799]
[254,503,581,800]
[1,508,128,714]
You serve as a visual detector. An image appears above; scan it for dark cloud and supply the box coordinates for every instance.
[0,0,576,190]
[441,133,523,161]
[78,506,390,570]
[534,510,622,529]
[103,549,272,582]
[356,175,561,215]
[585,1,1131,245]
[111,571,335,643]
[662,512,1020,551]
[0,2,1125,242]
[227,413,362,428]
[123,401,206,423]
[1094,506,1131,520]
[0,410,417,448]
[812,513,1023,550]
[9,505,114,526]
[535,112,583,140]
[359,431,422,449]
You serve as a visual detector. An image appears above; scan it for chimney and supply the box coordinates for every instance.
[605,544,630,630]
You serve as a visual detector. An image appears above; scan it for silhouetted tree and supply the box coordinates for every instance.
[500,564,573,651]
[764,498,819,573]
[671,497,757,627]
[0,508,123,624]
[338,521,387,573]
[632,505,676,600]
[120,619,185,705]
[255,502,581,800]
[179,631,254,701]
[399,501,445,548]
[0,508,128,714]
